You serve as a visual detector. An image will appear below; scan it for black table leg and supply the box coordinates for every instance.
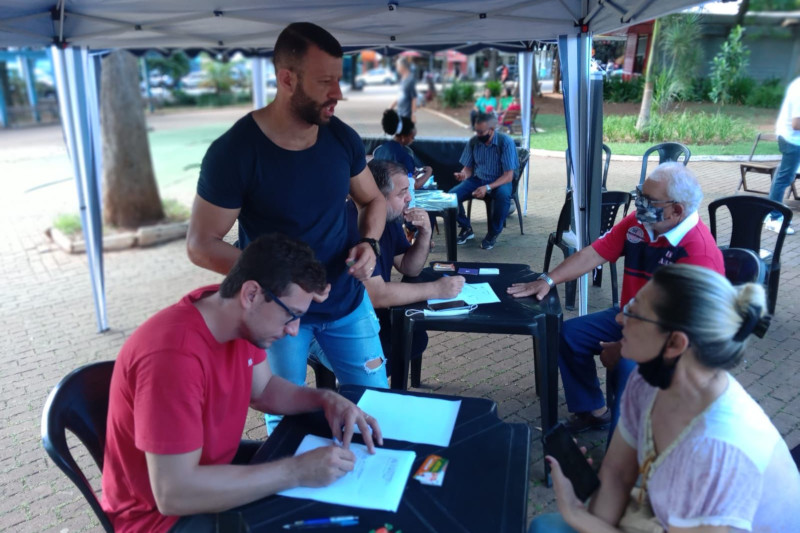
[389,308,413,390]
[444,209,457,261]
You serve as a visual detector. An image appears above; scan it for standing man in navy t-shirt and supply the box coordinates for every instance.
[187,22,389,398]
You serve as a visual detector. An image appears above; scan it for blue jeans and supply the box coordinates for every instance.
[528,513,578,533]
[559,307,636,438]
[267,291,387,387]
[265,292,387,432]
[450,176,512,236]
[769,136,800,219]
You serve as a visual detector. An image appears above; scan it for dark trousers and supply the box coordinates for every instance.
[450,176,512,236]
[559,306,636,438]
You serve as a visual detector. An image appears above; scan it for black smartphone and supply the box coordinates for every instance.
[543,423,600,501]
[428,300,469,311]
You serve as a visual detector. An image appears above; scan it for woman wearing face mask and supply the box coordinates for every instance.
[530,264,800,533]
[373,109,433,190]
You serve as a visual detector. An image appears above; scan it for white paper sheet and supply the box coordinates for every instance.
[355,389,461,447]
[278,435,415,512]
[428,281,501,306]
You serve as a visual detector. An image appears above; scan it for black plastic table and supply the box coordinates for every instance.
[222,386,530,533]
[389,262,563,442]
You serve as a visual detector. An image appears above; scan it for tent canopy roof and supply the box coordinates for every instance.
[1,0,705,51]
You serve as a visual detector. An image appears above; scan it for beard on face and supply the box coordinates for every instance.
[290,76,336,126]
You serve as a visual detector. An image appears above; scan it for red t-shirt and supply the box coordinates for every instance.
[592,212,724,304]
[101,285,266,533]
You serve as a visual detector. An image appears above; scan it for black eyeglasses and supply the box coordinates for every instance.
[264,289,303,325]
[622,298,669,328]
[634,186,677,210]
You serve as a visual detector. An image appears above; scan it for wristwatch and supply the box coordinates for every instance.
[538,273,556,289]
[485,184,492,192]
[357,237,381,258]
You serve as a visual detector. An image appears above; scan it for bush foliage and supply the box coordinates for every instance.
[440,81,477,108]
[604,111,756,145]
[603,77,645,103]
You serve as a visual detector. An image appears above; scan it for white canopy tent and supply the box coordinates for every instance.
[0,0,707,330]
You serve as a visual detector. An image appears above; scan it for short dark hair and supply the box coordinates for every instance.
[219,233,326,299]
[368,159,406,196]
[475,112,497,128]
[381,108,415,137]
[273,22,343,71]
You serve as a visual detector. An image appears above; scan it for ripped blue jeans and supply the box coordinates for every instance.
[265,292,387,432]
[267,291,388,388]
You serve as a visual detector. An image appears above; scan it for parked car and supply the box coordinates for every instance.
[356,67,397,85]
[180,71,210,89]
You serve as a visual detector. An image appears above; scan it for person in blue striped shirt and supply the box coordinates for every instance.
[450,112,519,250]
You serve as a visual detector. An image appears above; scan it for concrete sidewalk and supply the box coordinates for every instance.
[2,94,799,531]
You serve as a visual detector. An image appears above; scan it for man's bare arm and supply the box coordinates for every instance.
[145,446,354,516]
[363,275,464,309]
[507,246,606,299]
[186,195,241,275]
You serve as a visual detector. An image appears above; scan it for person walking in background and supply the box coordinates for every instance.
[391,56,417,123]
[766,75,800,235]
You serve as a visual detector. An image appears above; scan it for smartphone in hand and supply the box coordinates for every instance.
[543,423,600,501]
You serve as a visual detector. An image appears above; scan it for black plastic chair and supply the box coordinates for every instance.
[41,360,115,532]
[722,247,765,285]
[467,147,530,235]
[543,191,577,309]
[708,195,792,315]
[307,358,337,390]
[591,191,632,307]
[565,143,612,191]
[638,142,691,186]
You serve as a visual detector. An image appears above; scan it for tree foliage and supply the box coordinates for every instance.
[709,25,750,105]
[653,13,703,112]
[146,51,190,87]
[748,0,800,10]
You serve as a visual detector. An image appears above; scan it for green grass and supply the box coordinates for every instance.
[147,123,231,193]
[52,213,82,235]
[530,113,780,156]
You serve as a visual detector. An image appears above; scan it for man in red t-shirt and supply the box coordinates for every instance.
[101,233,383,533]
[508,162,723,437]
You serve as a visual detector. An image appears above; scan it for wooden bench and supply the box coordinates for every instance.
[499,106,539,135]
[737,133,799,200]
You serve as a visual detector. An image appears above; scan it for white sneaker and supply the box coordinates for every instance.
[764,218,795,235]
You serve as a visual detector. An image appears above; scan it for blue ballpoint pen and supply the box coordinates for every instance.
[282,516,360,529]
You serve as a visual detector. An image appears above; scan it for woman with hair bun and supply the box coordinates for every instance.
[531,263,800,533]
[373,109,432,189]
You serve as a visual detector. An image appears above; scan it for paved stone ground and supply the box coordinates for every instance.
[2,88,799,532]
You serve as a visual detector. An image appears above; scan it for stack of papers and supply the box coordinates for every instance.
[278,435,415,512]
[355,389,461,447]
[428,282,500,307]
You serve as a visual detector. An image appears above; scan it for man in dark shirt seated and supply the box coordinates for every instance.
[314,159,465,372]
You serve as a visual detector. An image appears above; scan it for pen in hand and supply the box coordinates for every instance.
[282,515,360,529]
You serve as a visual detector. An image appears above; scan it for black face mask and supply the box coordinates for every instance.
[476,133,491,144]
[638,334,681,389]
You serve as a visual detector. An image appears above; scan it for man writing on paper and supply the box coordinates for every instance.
[101,234,383,533]
[508,163,723,437]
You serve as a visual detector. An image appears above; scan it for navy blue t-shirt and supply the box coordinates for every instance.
[197,114,366,321]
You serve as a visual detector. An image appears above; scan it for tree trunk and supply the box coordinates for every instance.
[552,51,561,94]
[101,50,164,228]
[531,53,542,98]
[636,19,661,133]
